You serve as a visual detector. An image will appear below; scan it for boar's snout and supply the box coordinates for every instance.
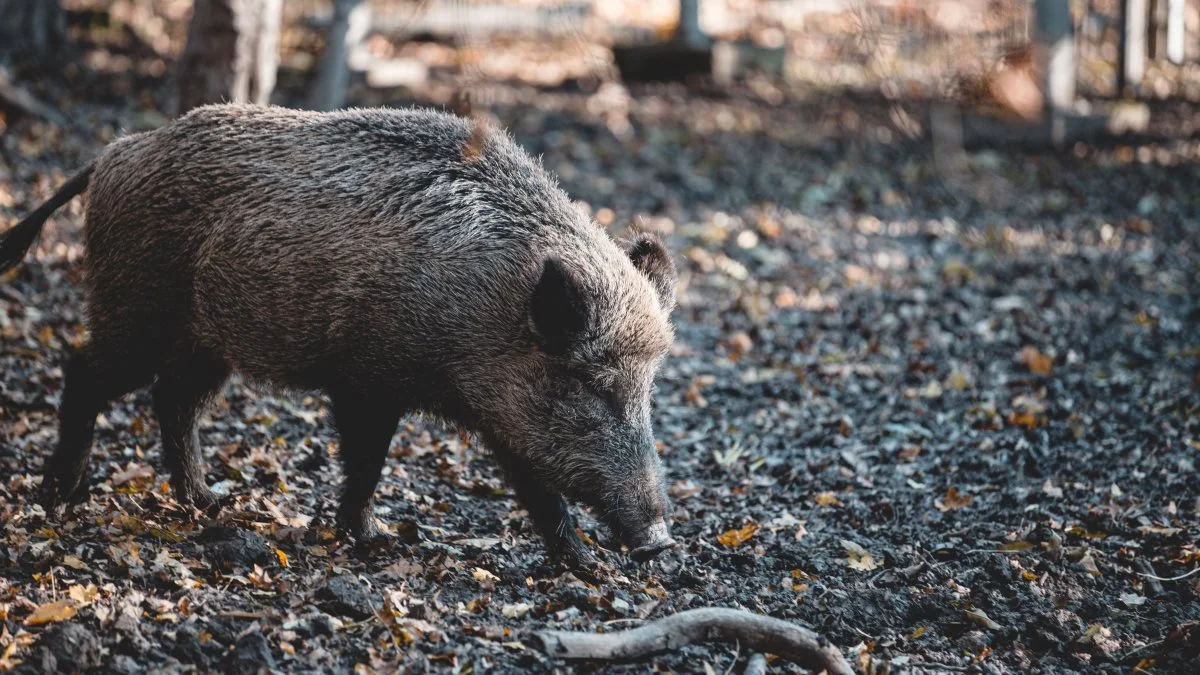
[625,518,676,562]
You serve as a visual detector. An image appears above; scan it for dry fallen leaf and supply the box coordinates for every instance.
[1007,409,1043,430]
[1000,541,1033,552]
[944,371,971,391]
[1078,623,1113,644]
[1018,346,1053,375]
[669,480,703,499]
[501,602,531,619]
[717,522,759,548]
[813,491,842,507]
[68,584,99,606]
[24,599,77,626]
[1120,593,1147,607]
[842,540,883,571]
[964,607,1002,630]
[472,567,499,583]
[111,463,155,487]
[725,332,753,362]
[1078,552,1102,576]
[935,487,973,511]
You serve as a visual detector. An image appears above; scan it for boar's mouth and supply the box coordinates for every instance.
[623,518,676,562]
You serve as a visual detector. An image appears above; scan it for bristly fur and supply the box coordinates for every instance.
[12,104,678,564]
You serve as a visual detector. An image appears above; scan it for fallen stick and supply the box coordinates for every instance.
[1133,559,1165,596]
[533,607,853,675]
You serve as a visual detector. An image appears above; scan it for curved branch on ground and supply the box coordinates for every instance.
[533,607,854,675]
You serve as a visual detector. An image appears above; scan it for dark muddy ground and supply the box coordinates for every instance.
[3,47,1200,675]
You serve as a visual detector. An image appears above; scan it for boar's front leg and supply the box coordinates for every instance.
[330,391,402,542]
[496,453,597,568]
[151,350,231,511]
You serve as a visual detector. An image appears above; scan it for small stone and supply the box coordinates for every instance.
[171,628,207,667]
[200,526,273,572]
[308,612,341,637]
[316,574,376,620]
[39,623,103,674]
[222,632,276,675]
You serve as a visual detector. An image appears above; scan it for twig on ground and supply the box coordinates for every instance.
[1136,565,1199,583]
[743,653,767,675]
[908,662,971,672]
[1122,638,1165,660]
[532,607,853,675]
[219,611,265,619]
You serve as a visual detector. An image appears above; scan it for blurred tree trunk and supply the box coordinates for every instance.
[0,0,68,123]
[176,0,282,115]
[0,0,68,65]
[674,0,707,49]
[309,0,370,111]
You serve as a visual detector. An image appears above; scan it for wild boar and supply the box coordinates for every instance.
[0,104,679,565]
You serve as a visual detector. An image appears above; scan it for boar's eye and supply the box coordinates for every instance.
[563,368,621,416]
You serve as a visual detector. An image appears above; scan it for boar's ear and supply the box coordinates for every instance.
[627,233,676,313]
[531,258,588,355]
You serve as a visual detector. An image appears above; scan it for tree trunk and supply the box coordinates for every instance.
[308,0,370,111]
[674,0,708,49]
[0,0,68,66]
[175,0,282,115]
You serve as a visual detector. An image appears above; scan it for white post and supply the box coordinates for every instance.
[1166,0,1185,64]
[1119,0,1147,96]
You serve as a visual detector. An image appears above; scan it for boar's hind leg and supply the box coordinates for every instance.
[42,344,157,509]
[498,454,597,568]
[330,392,402,542]
[152,350,230,511]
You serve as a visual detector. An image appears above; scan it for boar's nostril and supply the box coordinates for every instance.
[627,518,676,562]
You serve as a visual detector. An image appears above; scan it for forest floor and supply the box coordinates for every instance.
[2,29,1200,675]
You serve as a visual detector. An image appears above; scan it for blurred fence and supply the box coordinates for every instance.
[57,0,1200,101]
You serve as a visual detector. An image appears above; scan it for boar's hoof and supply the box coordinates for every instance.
[39,471,89,513]
[627,519,677,562]
[338,513,392,547]
[179,487,223,515]
[553,543,599,571]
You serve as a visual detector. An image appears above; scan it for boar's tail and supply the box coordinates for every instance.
[0,163,93,277]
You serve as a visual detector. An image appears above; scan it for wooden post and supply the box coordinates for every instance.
[1035,0,1074,145]
[675,0,707,49]
[1118,0,1147,97]
[1166,0,1185,64]
[309,0,370,111]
